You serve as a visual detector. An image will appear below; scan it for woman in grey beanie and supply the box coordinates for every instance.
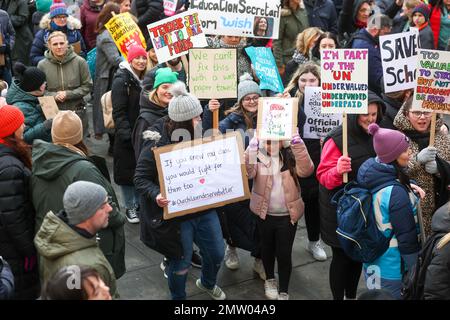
[134,81,227,300]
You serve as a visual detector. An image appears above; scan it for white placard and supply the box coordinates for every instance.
[303,87,342,139]
[380,28,419,93]
[257,98,298,141]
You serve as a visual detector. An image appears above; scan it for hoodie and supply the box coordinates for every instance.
[34,210,117,297]
[31,140,126,278]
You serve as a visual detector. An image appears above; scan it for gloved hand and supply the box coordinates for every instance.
[425,160,438,174]
[336,156,352,175]
[291,131,303,145]
[43,118,53,130]
[416,146,437,164]
[249,136,259,151]
[24,255,37,272]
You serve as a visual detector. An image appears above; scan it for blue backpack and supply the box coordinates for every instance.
[331,180,404,263]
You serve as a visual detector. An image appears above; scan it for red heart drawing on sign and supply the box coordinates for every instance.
[199,178,205,184]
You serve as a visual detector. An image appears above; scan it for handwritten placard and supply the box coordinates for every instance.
[105,12,146,61]
[257,98,298,140]
[321,49,368,114]
[38,96,59,119]
[303,87,342,139]
[189,48,237,99]
[147,10,208,64]
[190,0,281,39]
[380,29,419,93]
[245,46,284,93]
[412,49,450,114]
[154,131,250,219]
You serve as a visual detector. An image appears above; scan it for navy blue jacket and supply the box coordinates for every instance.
[351,29,383,96]
[0,258,14,300]
[304,0,338,33]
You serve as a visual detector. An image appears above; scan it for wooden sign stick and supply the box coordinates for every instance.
[342,112,348,183]
[212,109,219,133]
[429,112,437,147]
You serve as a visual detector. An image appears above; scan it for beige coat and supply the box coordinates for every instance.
[245,142,314,224]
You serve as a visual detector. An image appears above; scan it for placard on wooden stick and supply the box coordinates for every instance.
[38,96,59,119]
[256,98,298,141]
[154,131,250,220]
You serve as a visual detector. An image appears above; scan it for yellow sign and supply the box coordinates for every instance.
[105,12,146,60]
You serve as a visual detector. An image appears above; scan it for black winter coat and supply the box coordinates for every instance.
[132,94,168,161]
[111,63,142,185]
[0,144,39,299]
[304,0,338,33]
[424,202,450,300]
[135,0,163,41]
[379,94,404,130]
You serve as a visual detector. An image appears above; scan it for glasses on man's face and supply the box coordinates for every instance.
[54,15,67,20]
[409,111,433,119]
[243,96,259,103]
[101,196,114,208]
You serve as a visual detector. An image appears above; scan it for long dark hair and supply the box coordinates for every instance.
[3,135,32,169]
[392,161,412,191]
[95,2,120,33]
[311,32,340,60]
[165,118,195,143]
[281,146,299,188]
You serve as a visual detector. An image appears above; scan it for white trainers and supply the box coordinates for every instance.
[264,279,278,300]
[196,279,226,300]
[307,240,327,261]
[224,245,240,270]
[253,258,266,280]
[278,292,289,300]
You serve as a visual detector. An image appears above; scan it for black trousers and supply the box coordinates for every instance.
[329,247,363,300]
[258,215,297,293]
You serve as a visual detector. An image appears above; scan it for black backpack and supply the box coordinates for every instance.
[401,232,445,300]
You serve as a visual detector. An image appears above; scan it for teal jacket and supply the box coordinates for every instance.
[31,140,126,279]
[6,80,52,144]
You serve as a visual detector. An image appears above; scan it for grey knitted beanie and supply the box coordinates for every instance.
[63,181,108,225]
[168,81,203,122]
[237,73,261,103]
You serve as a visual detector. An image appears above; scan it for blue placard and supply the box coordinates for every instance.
[245,46,284,93]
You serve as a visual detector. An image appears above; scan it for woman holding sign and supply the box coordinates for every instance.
[316,91,386,300]
[393,97,450,237]
[284,62,329,261]
[134,82,226,300]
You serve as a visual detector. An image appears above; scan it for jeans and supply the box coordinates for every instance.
[167,211,225,300]
[120,185,139,210]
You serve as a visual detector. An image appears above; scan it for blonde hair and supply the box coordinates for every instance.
[295,27,323,57]
[284,62,321,100]
[405,0,421,9]
[47,31,68,46]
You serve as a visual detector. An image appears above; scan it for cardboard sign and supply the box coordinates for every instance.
[190,0,281,39]
[38,96,59,119]
[257,98,298,140]
[154,131,250,219]
[303,87,342,139]
[321,49,368,114]
[412,49,450,114]
[147,10,208,64]
[188,48,237,99]
[245,46,284,93]
[105,12,146,61]
[380,29,419,93]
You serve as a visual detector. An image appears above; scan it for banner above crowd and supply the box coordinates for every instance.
[147,9,208,64]
[245,46,284,93]
[189,0,281,39]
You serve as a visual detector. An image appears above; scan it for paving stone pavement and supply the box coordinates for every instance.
[84,107,366,300]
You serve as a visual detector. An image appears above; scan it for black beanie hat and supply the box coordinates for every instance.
[14,62,46,92]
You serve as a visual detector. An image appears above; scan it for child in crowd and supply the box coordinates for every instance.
[245,133,314,300]
[410,3,435,49]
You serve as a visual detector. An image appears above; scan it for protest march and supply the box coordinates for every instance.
[0,0,450,305]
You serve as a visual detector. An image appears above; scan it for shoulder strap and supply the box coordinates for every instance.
[370,180,405,194]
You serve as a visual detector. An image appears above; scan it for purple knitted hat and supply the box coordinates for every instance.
[50,0,68,18]
[368,123,410,164]
[412,3,430,22]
